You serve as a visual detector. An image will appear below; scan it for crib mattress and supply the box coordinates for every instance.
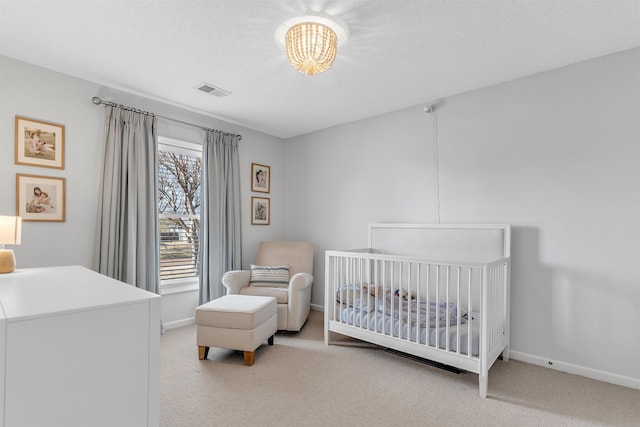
[338,306,480,357]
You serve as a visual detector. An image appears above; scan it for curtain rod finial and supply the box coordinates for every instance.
[92,96,102,105]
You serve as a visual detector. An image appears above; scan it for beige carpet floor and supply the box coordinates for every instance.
[160,310,639,426]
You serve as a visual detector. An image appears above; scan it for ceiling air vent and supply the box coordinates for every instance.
[195,82,231,98]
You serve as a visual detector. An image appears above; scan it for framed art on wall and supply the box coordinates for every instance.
[251,162,270,193]
[16,174,66,222]
[15,116,65,169]
[251,197,270,225]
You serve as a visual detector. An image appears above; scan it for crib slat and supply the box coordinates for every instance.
[361,257,365,329]
[391,261,395,336]
[467,267,472,358]
[426,263,431,349]
[406,262,411,342]
[400,261,405,340]
[416,263,421,344]
[336,257,342,320]
[445,266,450,352]
[373,258,378,333]
[456,266,461,355]
[435,264,440,350]
[382,261,387,333]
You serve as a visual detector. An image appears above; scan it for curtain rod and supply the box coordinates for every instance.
[91,96,242,141]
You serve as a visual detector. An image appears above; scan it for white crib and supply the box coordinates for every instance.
[324,224,511,398]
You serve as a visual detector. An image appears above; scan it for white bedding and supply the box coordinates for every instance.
[336,284,480,356]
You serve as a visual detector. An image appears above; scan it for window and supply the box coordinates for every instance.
[158,137,202,286]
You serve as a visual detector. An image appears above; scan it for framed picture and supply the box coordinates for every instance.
[16,174,66,222]
[251,197,270,225]
[251,162,270,193]
[15,115,65,169]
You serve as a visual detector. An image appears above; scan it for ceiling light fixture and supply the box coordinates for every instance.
[276,16,347,76]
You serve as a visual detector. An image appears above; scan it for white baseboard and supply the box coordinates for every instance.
[509,350,640,391]
[163,317,195,331]
[310,303,324,312]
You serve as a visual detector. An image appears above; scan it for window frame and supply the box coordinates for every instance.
[157,136,202,292]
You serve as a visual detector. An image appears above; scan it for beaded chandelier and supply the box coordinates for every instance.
[277,16,347,76]
[285,22,338,76]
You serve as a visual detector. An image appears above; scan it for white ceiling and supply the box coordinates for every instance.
[1,0,639,139]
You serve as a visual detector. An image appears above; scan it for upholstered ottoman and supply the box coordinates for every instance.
[195,294,277,366]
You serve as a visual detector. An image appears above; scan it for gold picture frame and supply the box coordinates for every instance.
[15,115,65,169]
[16,174,66,222]
[251,197,270,225]
[251,163,270,193]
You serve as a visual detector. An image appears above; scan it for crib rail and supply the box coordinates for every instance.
[325,249,510,396]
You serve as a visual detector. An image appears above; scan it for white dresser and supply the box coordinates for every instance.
[0,266,160,427]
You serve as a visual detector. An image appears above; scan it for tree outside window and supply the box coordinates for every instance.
[158,138,201,282]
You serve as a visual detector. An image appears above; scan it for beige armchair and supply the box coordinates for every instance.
[222,241,314,332]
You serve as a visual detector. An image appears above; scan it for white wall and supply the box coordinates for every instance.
[284,48,640,387]
[1,57,102,268]
[0,56,286,326]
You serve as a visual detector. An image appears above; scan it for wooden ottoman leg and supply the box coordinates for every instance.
[268,334,274,345]
[243,351,255,366]
[198,346,209,360]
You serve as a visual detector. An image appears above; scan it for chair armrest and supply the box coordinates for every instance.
[222,270,251,294]
[287,272,314,331]
[289,272,313,292]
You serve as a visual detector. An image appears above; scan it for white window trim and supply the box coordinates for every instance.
[158,136,202,290]
[158,136,202,157]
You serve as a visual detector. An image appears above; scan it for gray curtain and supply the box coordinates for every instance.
[94,105,161,294]
[199,130,242,304]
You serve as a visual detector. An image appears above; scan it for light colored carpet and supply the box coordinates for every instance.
[160,310,639,426]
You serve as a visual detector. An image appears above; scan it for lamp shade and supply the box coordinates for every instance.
[0,215,22,245]
[0,216,21,274]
